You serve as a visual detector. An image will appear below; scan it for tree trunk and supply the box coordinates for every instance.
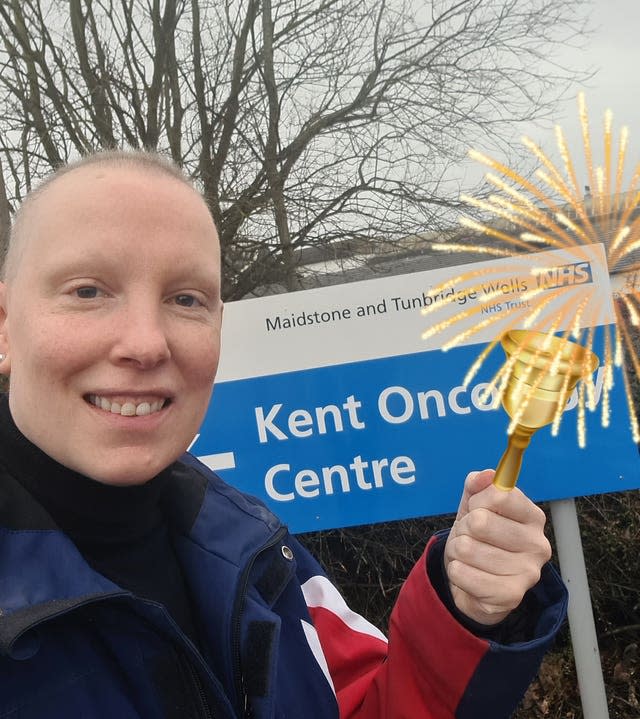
[0,155,11,266]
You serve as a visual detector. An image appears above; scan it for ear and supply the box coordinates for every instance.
[0,281,10,375]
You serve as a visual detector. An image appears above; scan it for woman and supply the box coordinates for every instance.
[0,150,566,718]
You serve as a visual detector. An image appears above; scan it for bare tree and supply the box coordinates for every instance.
[0,154,9,262]
[0,0,589,299]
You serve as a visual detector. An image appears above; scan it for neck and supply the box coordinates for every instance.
[0,393,172,544]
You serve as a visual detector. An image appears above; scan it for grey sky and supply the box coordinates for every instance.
[514,0,639,187]
[580,0,638,128]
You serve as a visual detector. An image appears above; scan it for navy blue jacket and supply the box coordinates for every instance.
[0,453,567,718]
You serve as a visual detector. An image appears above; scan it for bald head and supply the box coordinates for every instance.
[2,150,209,283]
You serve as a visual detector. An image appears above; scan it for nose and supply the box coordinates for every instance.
[110,305,171,369]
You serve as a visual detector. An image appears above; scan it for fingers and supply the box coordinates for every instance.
[446,528,546,575]
[447,558,541,603]
[445,517,551,607]
[451,505,549,554]
[458,469,547,527]
[446,562,540,622]
[455,469,495,520]
[445,468,552,625]
[464,477,548,528]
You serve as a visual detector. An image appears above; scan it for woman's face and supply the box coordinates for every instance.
[0,165,223,485]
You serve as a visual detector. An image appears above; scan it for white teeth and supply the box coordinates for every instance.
[136,402,151,416]
[88,395,166,417]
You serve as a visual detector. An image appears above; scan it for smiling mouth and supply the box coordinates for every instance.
[86,394,170,417]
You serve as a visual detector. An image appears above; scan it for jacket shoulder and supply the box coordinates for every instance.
[170,452,285,546]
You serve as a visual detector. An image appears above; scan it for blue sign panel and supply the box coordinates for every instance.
[194,335,639,534]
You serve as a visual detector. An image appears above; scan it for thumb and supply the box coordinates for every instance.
[455,468,495,520]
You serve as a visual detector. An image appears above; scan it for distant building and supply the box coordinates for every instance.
[248,191,640,297]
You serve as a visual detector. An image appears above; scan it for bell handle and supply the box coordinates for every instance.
[493,425,536,491]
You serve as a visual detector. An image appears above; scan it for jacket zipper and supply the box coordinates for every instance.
[230,525,288,718]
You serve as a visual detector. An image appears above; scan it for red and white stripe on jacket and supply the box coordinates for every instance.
[298,538,495,719]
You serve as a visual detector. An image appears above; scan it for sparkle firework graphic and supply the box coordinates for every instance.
[421,93,640,447]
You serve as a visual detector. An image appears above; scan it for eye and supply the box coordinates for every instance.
[174,294,202,308]
[75,286,100,299]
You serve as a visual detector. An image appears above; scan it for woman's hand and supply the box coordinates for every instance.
[444,469,552,625]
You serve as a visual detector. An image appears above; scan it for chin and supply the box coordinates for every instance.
[88,458,174,486]
[71,443,185,486]
[90,472,159,487]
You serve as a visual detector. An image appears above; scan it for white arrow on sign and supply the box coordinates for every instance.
[197,452,237,471]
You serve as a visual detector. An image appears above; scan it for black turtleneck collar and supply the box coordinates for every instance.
[0,393,200,643]
[0,393,171,545]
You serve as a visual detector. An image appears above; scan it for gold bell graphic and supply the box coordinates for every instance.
[493,330,600,491]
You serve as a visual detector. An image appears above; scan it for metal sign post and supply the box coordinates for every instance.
[550,499,610,719]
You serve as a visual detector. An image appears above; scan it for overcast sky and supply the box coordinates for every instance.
[514,0,639,186]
